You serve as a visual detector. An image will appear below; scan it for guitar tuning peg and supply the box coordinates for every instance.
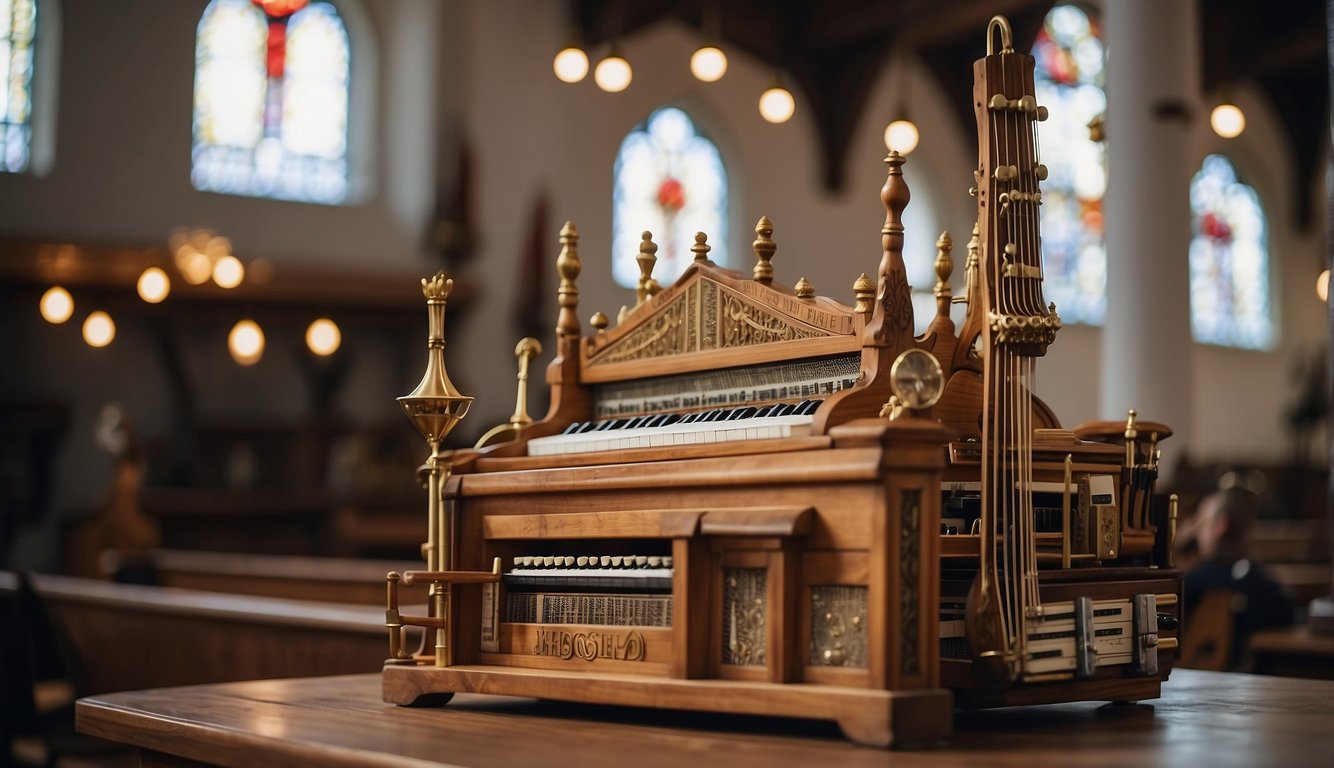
[1037,105,1049,121]
[1036,164,1049,181]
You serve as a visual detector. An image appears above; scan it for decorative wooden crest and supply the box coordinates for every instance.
[582,262,858,381]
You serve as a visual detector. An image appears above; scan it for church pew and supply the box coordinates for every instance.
[27,573,416,695]
[103,547,428,606]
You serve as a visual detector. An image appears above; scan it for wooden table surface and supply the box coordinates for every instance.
[77,669,1334,768]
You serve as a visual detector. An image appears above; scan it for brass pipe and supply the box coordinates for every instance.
[1062,455,1073,569]
[1167,493,1179,567]
[385,571,409,660]
[434,588,449,667]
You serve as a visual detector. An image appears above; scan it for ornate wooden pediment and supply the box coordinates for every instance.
[581,265,859,381]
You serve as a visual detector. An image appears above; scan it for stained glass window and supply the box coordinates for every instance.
[1189,155,1271,349]
[1032,3,1106,325]
[192,0,350,204]
[613,107,728,288]
[1,0,36,173]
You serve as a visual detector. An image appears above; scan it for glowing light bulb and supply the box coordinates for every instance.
[553,46,589,83]
[690,45,727,83]
[137,267,171,303]
[213,255,245,289]
[180,249,213,285]
[1210,103,1245,138]
[228,319,265,366]
[39,286,74,324]
[305,317,342,356]
[758,86,795,124]
[594,53,632,93]
[884,119,920,155]
[82,311,116,348]
[1318,269,1329,303]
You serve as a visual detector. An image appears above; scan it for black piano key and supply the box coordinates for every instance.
[562,421,585,434]
[730,406,758,420]
[679,412,701,424]
[800,399,821,415]
[577,421,599,433]
[657,413,681,426]
[752,404,778,418]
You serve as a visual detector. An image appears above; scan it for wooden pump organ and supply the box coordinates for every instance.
[382,16,1181,747]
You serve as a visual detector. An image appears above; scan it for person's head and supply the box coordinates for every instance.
[1194,486,1260,561]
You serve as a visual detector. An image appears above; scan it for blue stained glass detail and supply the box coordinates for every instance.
[192,0,350,204]
[1189,155,1272,349]
[613,107,728,288]
[1033,3,1106,325]
[1,0,37,173]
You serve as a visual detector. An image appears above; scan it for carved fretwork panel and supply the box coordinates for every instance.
[587,274,849,367]
[722,567,767,666]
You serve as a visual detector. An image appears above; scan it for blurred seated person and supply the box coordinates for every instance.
[1178,486,1294,669]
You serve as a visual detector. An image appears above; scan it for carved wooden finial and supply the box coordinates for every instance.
[794,277,815,299]
[590,311,609,333]
[934,231,954,320]
[752,216,776,285]
[863,151,914,349]
[691,231,711,262]
[853,273,874,314]
[635,231,658,306]
[556,221,582,339]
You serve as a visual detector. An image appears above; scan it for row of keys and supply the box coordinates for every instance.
[560,399,821,435]
[528,401,820,456]
[511,555,672,569]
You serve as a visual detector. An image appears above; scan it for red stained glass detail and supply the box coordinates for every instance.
[1201,212,1233,244]
[657,178,686,211]
[252,0,308,18]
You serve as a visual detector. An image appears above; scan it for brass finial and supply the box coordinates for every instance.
[590,311,609,333]
[556,222,582,339]
[1124,409,1138,469]
[853,273,874,314]
[635,231,658,306]
[954,222,980,306]
[794,277,814,299]
[691,232,711,262]
[934,231,954,319]
[752,216,776,285]
[473,337,543,449]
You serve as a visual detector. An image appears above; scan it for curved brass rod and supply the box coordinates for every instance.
[986,15,1014,55]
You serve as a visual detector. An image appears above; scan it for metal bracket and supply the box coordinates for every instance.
[1132,593,1159,676]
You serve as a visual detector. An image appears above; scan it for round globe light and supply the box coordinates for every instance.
[82,311,116,348]
[690,46,728,83]
[1210,103,1245,138]
[137,266,171,303]
[228,319,265,366]
[884,119,920,155]
[759,86,795,124]
[213,255,246,289]
[306,317,342,356]
[40,286,74,324]
[553,46,589,83]
[594,54,632,93]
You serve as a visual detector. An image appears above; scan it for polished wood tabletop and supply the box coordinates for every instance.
[77,669,1334,768]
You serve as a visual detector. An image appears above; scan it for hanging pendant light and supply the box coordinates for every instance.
[594,44,632,92]
[758,75,794,124]
[553,44,589,83]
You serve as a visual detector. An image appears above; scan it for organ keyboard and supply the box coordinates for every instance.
[528,400,821,455]
[380,15,1180,748]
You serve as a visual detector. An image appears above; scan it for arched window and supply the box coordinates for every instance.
[1032,3,1106,325]
[612,107,727,289]
[1,0,37,172]
[192,0,350,204]
[1189,155,1271,349]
